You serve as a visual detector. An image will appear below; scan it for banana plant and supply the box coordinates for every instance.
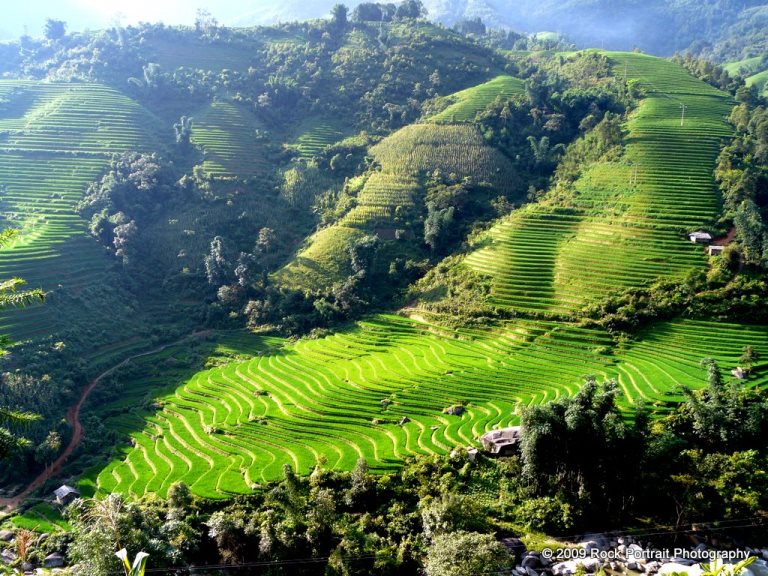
[115,549,149,576]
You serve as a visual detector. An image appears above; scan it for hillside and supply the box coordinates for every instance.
[463,52,734,314]
[0,12,767,575]
[0,81,162,342]
[277,120,523,291]
[91,314,768,498]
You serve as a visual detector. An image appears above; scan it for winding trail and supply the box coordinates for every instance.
[0,331,212,512]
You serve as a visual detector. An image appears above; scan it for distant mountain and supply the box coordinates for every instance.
[5,0,768,58]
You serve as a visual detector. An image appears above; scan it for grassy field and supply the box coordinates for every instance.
[465,52,734,314]
[0,81,159,341]
[92,314,768,499]
[427,75,525,124]
[11,503,71,533]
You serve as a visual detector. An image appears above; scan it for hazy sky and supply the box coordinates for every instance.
[0,0,339,39]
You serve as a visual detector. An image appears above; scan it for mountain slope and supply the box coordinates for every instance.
[464,52,734,314]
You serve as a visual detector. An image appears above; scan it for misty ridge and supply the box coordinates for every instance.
[4,0,768,59]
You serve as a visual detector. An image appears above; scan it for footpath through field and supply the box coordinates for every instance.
[0,331,211,512]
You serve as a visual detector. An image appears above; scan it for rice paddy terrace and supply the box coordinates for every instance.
[93,314,768,499]
[278,122,520,290]
[465,52,735,314]
[191,101,269,180]
[427,75,525,124]
[0,81,159,340]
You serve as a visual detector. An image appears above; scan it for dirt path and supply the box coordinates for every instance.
[0,331,212,512]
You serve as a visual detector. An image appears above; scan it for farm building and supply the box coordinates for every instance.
[731,367,748,380]
[479,426,521,455]
[709,245,725,256]
[53,485,80,505]
[689,231,712,243]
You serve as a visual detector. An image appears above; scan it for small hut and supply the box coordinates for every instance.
[689,231,712,244]
[709,245,725,256]
[53,485,80,506]
[479,426,522,456]
[731,367,748,380]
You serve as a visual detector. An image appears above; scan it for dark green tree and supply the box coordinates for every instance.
[43,18,66,40]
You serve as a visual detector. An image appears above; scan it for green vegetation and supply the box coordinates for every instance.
[465,52,734,314]
[0,81,159,340]
[11,503,71,533]
[278,122,519,291]
[426,75,525,123]
[91,313,768,499]
[190,101,269,180]
[288,116,349,159]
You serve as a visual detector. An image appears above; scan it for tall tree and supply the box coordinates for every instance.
[43,18,66,40]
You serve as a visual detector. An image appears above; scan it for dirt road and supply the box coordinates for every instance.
[0,331,211,511]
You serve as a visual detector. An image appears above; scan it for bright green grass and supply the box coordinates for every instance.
[427,75,525,124]
[191,101,268,180]
[95,314,768,499]
[0,81,159,340]
[11,503,71,532]
[465,52,735,314]
[723,56,763,77]
[746,69,768,94]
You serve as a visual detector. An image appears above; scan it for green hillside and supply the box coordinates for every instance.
[427,75,525,123]
[0,81,160,341]
[465,52,734,314]
[191,101,269,180]
[278,122,520,290]
[93,314,768,498]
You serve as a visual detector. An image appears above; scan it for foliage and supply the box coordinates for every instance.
[423,531,511,576]
[115,549,149,576]
[519,377,648,520]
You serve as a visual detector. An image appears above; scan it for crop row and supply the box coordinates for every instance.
[465,53,734,314]
[95,313,768,498]
[427,75,525,124]
[191,101,268,179]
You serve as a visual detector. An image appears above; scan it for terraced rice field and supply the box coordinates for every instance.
[95,314,768,499]
[427,75,525,123]
[288,116,347,159]
[191,101,268,179]
[466,52,735,314]
[279,122,519,290]
[0,82,158,339]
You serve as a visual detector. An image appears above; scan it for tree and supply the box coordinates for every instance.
[331,4,349,30]
[739,345,759,373]
[43,18,66,40]
[519,377,647,518]
[204,236,233,286]
[35,430,61,468]
[424,203,454,252]
[256,227,276,254]
[194,9,218,36]
[676,358,768,451]
[174,116,193,153]
[395,0,426,20]
[0,229,44,460]
[424,531,510,576]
